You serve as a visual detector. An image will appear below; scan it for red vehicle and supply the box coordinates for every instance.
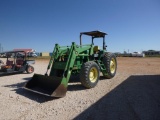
[0,50,35,76]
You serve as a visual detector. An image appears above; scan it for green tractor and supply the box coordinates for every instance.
[24,31,117,97]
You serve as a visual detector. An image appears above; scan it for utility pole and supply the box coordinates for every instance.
[0,43,1,53]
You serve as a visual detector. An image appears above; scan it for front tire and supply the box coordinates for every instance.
[26,65,34,74]
[103,52,117,79]
[80,61,100,88]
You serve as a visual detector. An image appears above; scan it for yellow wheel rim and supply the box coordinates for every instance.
[89,67,98,83]
[110,58,116,74]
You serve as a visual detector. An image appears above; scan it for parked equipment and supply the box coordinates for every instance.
[24,31,117,97]
[0,51,35,76]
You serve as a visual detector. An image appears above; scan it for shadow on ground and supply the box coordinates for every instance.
[3,74,96,102]
[67,75,109,91]
[74,75,160,120]
[3,81,56,103]
[68,75,107,83]
[4,74,107,102]
[21,75,108,93]
[0,72,28,77]
[23,77,32,81]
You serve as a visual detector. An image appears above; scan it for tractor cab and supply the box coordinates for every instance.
[80,31,108,60]
[80,30,107,50]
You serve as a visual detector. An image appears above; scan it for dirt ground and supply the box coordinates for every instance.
[0,57,160,120]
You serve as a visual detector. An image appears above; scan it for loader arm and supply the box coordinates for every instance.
[24,42,94,97]
[46,44,57,70]
[47,44,69,70]
[50,42,93,83]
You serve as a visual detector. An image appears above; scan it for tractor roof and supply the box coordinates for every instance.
[80,30,107,38]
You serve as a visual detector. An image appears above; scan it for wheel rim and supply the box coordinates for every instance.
[28,67,33,73]
[89,67,98,83]
[110,58,116,74]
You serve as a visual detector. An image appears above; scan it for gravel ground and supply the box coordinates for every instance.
[0,57,160,120]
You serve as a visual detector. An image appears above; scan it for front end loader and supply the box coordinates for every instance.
[24,31,117,97]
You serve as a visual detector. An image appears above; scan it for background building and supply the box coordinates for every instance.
[40,52,50,56]
[143,50,160,55]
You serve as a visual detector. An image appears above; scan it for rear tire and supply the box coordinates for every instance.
[80,61,100,88]
[26,65,34,74]
[103,52,117,79]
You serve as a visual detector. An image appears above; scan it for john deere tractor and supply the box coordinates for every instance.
[24,31,117,97]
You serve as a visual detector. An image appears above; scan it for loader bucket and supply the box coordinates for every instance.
[24,74,67,97]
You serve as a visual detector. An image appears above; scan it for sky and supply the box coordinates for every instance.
[0,0,160,53]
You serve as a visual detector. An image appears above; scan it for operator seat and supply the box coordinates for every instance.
[93,46,100,53]
[16,59,24,68]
